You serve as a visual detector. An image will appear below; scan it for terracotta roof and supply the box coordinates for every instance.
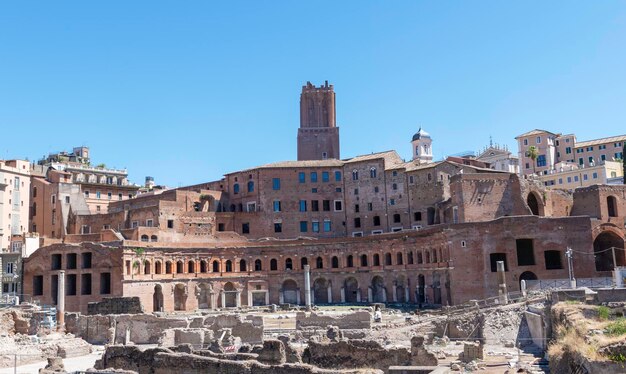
[575,134,626,148]
[515,129,558,139]
[231,159,344,173]
[343,150,405,170]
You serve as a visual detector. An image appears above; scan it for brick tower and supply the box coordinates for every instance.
[297,81,340,160]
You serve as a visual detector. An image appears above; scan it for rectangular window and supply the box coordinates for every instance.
[274,223,282,233]
[167,219,174,229]
[567,177,572,183]
[100,273,111,295]
[601,154,606,161]
[367,203,373,211]
[247,202,256,212]
[354,217,361,228]
[544,250,563,270]
[82,252,92,269]
[311,188,317,193]
[536,155,546,167]
[131,221,138,229]
[96,191,101,199]
[33,276,44,296]
[310,172,318,183]
[323,220,331,232]
[593,172,598,179]
[334,200,343,211]
[583,174,588,181]
[536,136,541,144]
[414,212,422,221]
[334,171,342,181]
[566,147,572,154]
[579,158,584,165]
[354,204,360,213]
[67,253,77,269]
[242,223,250,234]
[300,221,308,232]
[574,175,579,182]
[299,200,307,212]
[312,221,320,232]
[299,172,306,183]
[516,239,535,266]
[66,274,77,296]
[51,254,62,270]
[272,178,281,190]
[118,193,123,200]
[311,200,319,211]
[81,274,92,295]
[354,188,359,195]
[146,219,153,227]
[322,200,331,211]
[409,175,414,184]
[588,156,594,164]
[390,199,395,206]
[107,192,112,200]
[322,171,329,182]
[335,187,342,192]
[273,200,281,212]
[558,178,563,184]
[523,139,528,146]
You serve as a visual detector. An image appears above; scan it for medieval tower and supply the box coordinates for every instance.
[297,81,340,160]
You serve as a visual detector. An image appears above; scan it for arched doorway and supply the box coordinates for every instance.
[197,283,211,309]
[395,275,406,303]
[223,282,237,308]
[282,279,298,304]
[432,273,442,305]
[313,278,330,304]
[527,193,541,216]
[174,284,187,311]
[519,271,538,290]
[344,277,359,303]
[417,275,426,305]
[153,285,163,312]
[594,231,625,271]
[371,276,386,303]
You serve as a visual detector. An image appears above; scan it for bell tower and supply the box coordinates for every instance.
[411,127,433,163]
[297,81,340,160]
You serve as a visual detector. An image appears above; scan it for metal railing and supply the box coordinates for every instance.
[525,277,613,291]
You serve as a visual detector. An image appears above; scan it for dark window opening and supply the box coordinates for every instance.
[414,212,422,221]
[393,214,401,223]
[385,253,392,265]
[373,216,381,226]
[81,274,92,295]
[346,255,354,268]
[33,276,44,296]
[270,259,278,271]
[373,254,380,266]
[544,250,563,270]
[167,220,174,229]
[331,256,339,268]
[82,252,92,269]
[242,223,250,234]
[490,253,508,272]
[51,254,62,270]
[516,239,536,266]
[100,273,111,294]
[66,253,77,269]
[66,274,77,296]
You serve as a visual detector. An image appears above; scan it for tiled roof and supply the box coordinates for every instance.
[515,129,558,139]
[575,134,626,148]
[233,159,344,173]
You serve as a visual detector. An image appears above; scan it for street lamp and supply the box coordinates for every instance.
[566,247,576,288]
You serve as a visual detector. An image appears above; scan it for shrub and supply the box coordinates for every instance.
[598,306,610,320]
[605,318,626,336]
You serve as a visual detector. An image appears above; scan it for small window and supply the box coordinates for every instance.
[334,200,343,211]
[354,217,361,228]
[322,171,329,182]
[270,259,278,271]
[272,178,281,190]
[516,239,536,266]
[167,219,174,229]
[335,171,342,181]
[299,200,307,212]
[490,253,508,272]
[247,181,254,192]
[233,183,240,194]
[312,221,320,232]
[273,200,282,212]
[393,213,401,223]
[298,172,306,183]
[300,221,308,232]
[370,167,377,178]
[373,216,381,226]
[242,223,250,234]
[310,172,318,183]
[544,250,563,270]
[274,222,282,233]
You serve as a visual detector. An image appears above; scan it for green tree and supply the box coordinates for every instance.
[526,146,539,174]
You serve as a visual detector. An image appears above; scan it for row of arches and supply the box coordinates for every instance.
[129,248,449,277]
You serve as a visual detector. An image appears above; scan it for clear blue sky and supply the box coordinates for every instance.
[1,2,625,186]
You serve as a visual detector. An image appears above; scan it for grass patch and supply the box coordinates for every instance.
[565,300,580,305]
[609,353,626,362]
[597,306,610,321]
[605,318,626,337]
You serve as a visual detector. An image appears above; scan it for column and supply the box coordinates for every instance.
[304,265,311,306]
[327,286,332,303]
[497,261,508,304]
[210,292,216,310]
[296,290,301,305]
[279,290,284,304]
[247,290,253,307]
[356,289,361,303]
[221,291,226,308]
[236,291,242,308]
[57,271,65,331]
[265,291,269,306]
[405,287,410,303]
[367,287,372,303]
[392,286,398,303]
[382,287,387,303]
[340,287,346,303]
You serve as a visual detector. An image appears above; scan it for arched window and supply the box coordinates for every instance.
[352,170,359,181]
[270,258,278,271]
[165,261,172,274]
[392,183,397,190]
[373,254,380,266]
[233,183,240,194]
[300,257,308,270]
[427,173,432,181]
[316,256,323,269]
[285,258,293,270]
[240,259,247,272]
[331,256,339,268]
[254,259,262,271]
[425,251,431,263]
[144,261,151,274]
[397,252,403,265]
[176,261,184,274]
[225,260,233,272]
[370,167,377,178]
[433,249,438,263]
[151,235,158,242]
[200,260,207,273]
[188,260,195,273]
[347,255,354,268]
[247,181,254,192]
[385,253,392,266]
[407,252,414,265]
[141,235,149,242]
[155,261,162,274]
[360,254,368,267]
[417,252,423,264]
[212,260,220,273]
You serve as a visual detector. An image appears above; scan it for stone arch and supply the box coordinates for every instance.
[417,274,426,304]
[212,260,220,273]
[153,284,163,312]
[197,283,212,309]
[254,259,262,271]
[141,235,149,242]
[360,254,368,267]
[331,256,339,268]
[285,258,293,270]
[155,261,162,274]
[225,260,233,272]
[239,259,247,272]
[144,260,151,275]
[151,235,158,242]
[519,271,538,290]
[385,253,392,266]
[200,260,207,273]
[316,256,323,269]
[371,276,386,303]
[526,192,544,216]
[344,277,359,303]
[300,257,308,270]
[282,279,299,304]
[176,260,184,274]
[395,275,407,303]
[223,282,237,308]
[174,283,187,311]
[594,231,625,271]
[313,278,330,304]
[188,260,195,273]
